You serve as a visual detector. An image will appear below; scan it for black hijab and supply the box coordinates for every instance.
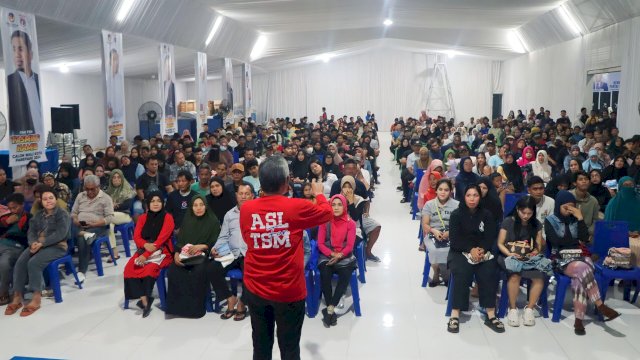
[290,150,310,179]
[545,173,570,198]
[323,154,342,178]
[501,153,524,192]
[477,176,503,220]
[56,162,78,190]
[205,177,236,223]
[141,191,167,242]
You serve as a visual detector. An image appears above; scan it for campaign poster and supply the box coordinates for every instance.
[243,63,252,118]
[222,58,234,116]
[159,43,177,135]
[1,8,46,167]
[102,30,126,143]
[592,72,620,92]
[195,52,207,127]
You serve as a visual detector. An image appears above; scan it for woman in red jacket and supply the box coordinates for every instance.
[317,194,356,328]
[123,191,174,318]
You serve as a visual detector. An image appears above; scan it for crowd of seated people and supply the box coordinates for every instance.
[0,111,383,323]
[392,107,639,335]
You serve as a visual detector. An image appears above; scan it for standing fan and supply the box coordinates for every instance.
[138,101,162,138]
[0,112,6,143]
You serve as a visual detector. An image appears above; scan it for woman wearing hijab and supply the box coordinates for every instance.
[123,191,174,317]
[55,163,78,196]
[422,171,443,205]
[477,177,504,223]
[317,194,357,328]
[41,172,70,205]
[323,153,342,179]
[545,174,571,199]
[395,138,411,164]
[290,150,311,182]
[607,136,624,158]
[602,155,628,182]
[516,146,535,167]
[497,153,525,193]
[166,195,221,318]
[105,169,136,261]
[582,149,604,172]
[454,157,480,201]
[531,150,552,183]
[544,191,620,335]
[418,159,444,209]
[628,153,640,179]
[605,176,640,231]
[205,177,236,224]
[588,169,612,213]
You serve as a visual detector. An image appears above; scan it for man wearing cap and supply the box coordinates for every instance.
[225,163,246,196]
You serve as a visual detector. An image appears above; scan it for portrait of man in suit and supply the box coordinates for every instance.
[162,49,176,118]
[593,73,609,92]
[7,30,42,135]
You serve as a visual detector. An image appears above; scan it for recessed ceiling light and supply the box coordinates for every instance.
[116,0,135,22]
[59,64,69,73]
[445,50,460,58]
[205,16,223,46]
[383,19,393,26]
[317,53,334,63]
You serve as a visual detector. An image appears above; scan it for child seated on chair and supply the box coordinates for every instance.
[317,195,356,328]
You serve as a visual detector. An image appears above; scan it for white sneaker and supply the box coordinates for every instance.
[523,307,536,326]
[77,272,86,284]
[83,232,96,240]
[507,308,520,327]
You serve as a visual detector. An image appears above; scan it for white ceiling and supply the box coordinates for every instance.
[0,0,639,78]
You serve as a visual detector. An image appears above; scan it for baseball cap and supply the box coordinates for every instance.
[411,139,421,146]
[230,163,245,173]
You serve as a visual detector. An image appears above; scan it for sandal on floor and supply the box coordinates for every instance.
[447,317,459,333]
[484,317,506,333]
[107,256,121,263]
[20,305,40,317]
[4,303,22,315]
[418,243,426,252]
[220,309,236,320]
[234,309,248,321]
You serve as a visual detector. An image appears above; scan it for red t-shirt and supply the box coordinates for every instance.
[240,194,332,302]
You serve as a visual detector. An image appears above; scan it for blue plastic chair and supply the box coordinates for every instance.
[114,221,135,258]
[420,226,432,287]
[305,239,320,317]
[503,193,528,218]
[209,268,244,313]
[311,241,361,317]
[92,235,118,276]
[496,272,549,318]
[411,168,426,220]
[591,221,640,303]
[445,273,455,316]
[124,267,167,311]
[232,151,240,163]
[43,239,83,303]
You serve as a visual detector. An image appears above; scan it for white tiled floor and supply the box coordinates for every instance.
[3,134,640,360]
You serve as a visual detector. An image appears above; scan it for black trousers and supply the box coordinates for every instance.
[245,288,306,360]
[400,168,414,201]
[447,251,498,311]
[318,261,353,307]
[207,256,246,303]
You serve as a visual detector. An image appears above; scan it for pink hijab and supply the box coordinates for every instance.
[517,146,535,167]
[418,159,444,209]
[328,194,351,248]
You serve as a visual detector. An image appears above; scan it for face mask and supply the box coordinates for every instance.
[26,178,37,185]
[305,147,313,155]
[219,146,227,151]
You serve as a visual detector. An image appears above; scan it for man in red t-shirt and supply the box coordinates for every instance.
[240,155,332,360]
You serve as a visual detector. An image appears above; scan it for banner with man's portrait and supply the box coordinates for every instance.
[222,58,234,118]
[0,8,46,167]
[243,63,252,118]
[102,30,126,143]
[159,43,177,135]
[195,52,207,127]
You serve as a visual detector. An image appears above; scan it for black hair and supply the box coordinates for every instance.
[176,170,194,182]
[572,170,589,183]
[510,196,539,248]
[11,30,32,52]
[6,192,25,205]
[435,178,453,192]
[236,181,255,195]
[245,159,259,170]
[527,176,544,188]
